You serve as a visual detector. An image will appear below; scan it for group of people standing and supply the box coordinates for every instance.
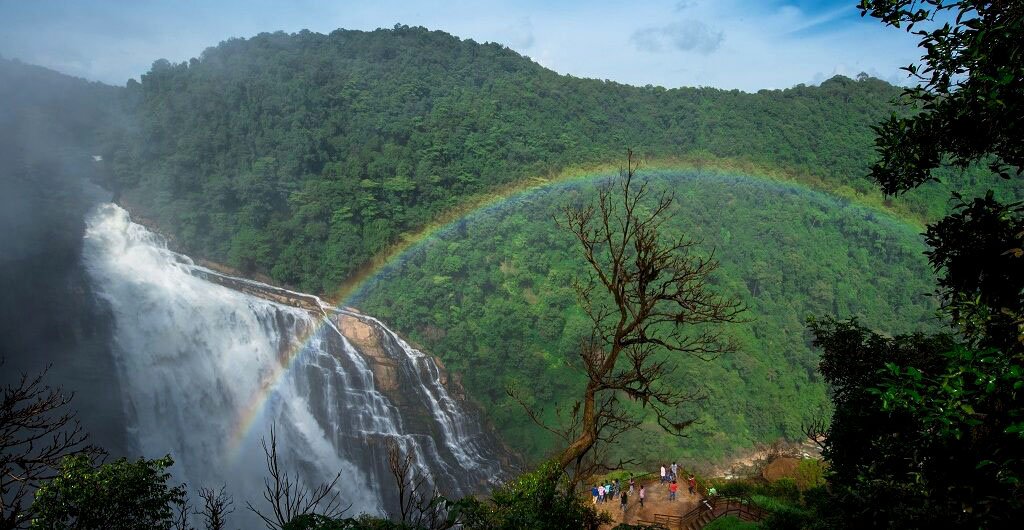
[591,462,708,516]
[660,462,698,501]
[591,476,645,511]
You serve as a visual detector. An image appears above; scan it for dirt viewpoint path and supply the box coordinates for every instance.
[595,478,699,527]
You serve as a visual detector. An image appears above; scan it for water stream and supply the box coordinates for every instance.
[81,203,505,525]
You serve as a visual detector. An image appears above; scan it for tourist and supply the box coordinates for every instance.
[592,484,599,504]
[628,476,635,494]
[598,484,605,503]
[671,461,678,480]
[620,489,628,512]
[639,484,646,508]
[660,464,667,483]
[669,479,678,501]
[688,475,696,495]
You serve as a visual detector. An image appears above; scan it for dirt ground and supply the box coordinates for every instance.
[595,477,700,527]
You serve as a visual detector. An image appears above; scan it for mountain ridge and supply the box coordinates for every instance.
[3,26,1019,467]
[93,26,932,295]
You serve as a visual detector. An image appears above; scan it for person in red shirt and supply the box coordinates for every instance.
[669,479,679,501]
[688,475,697,495]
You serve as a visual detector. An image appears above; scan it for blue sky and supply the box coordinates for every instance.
[0,0,922,91]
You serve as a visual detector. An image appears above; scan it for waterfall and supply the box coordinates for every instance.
[81,203,505,525]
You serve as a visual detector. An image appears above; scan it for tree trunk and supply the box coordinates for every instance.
[557,383,597,469]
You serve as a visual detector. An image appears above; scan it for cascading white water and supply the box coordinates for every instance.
[81,203,505,525]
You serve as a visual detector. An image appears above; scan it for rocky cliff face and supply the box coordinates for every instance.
[190,259,516,483]
[337,313,400,393]
[85,204,513,524]
[192,265,470,406]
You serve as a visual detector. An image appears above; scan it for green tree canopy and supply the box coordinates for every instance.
[30,455,187,530]
[863,0,1023,191]
[808,1,1024,527]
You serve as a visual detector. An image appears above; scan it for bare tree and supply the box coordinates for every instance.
[802,415,829,452]
[512,150,745,477]
[384,440,453,530]
[196,486,234,530]
[1,363,103,530]
[246,425,348,529]
[172,493,194,530]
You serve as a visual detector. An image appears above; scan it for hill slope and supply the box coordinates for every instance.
[102,26,955,294]
[9,27,1019,466]
[355,171,940,462]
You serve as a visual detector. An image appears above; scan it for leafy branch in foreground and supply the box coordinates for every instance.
[809,3,1024,522]
[30,454,189,530]
[861,0,1023,190]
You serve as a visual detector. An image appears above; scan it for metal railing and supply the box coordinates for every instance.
[674,495,767,528]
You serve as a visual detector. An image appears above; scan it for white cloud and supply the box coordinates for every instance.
[664,20,723,53]
[631,20,723,54]
[496,16,535,49]
[0,0,923,91]
[630,29,665,53]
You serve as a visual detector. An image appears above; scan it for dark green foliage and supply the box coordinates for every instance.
[861,0,1024,190]
[759,505,810,530]
[806,4,1024,527]
[359,172,940,462]
[281,462,608,530]
[99,25,1023,293]
[761,479,800,506]
[457,461,610,530]
[809,194,1022,525]
[875,346,1024,513]
[809,319,1023,526]
[283,514,412,530]
[703,516,759,530]
[924,192,1024,350]
[808,318,950,524]
[30,455,187,530]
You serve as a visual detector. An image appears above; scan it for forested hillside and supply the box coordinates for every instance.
[355,171,940,462]
[100,25,996,294]
[16,24,1018,466]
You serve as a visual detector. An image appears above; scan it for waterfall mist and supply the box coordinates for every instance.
[0,57,129,455]
[81,203,506,525]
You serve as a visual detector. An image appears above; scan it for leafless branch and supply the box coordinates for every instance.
[530,149,746,475]
[385,440,455,530]
[802,416,829,452]
[1,362,104,530]
[172,493,194,530]
[197,485,234,530]
[246,424,349,529]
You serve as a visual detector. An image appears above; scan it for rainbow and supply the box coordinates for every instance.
[224,157,923,457]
